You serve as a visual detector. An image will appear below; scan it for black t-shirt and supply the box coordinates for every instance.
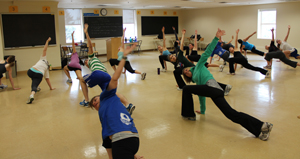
[222,43,234,51]
[234,51,244,58]
[268,41,279,52]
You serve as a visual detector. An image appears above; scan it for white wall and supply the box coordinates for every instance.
[0,1,61,71]
[58,8,181,54]
[180,2,300,50]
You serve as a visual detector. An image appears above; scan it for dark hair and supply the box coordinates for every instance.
[7,56,15,67]
[182,68,192,83]
[89,95,100,109]
[189,43,194,47]
[237,39,243,49]
[78,57,85,66]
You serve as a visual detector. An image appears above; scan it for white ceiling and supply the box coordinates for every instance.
[3,0,300,9]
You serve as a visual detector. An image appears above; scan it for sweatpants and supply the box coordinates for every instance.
[27,69,43,92]
[265,50,297,68]
[229,57,268,75]
[181,85,264,137]
[109,59,136,73]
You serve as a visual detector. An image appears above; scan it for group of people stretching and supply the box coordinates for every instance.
[1,24,299,159]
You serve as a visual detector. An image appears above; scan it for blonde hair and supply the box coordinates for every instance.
[89,95,100,109]
[182,67,192,83]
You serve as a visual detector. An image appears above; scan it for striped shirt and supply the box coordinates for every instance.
[88,53,107,73]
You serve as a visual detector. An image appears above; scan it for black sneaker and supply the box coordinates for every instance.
[126,103,135,115]
[259,122,273,141]
[182,116,196,121]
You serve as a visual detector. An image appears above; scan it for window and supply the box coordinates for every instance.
[65,9,83,43]
[123,10,137,40]
[257,9,276,39]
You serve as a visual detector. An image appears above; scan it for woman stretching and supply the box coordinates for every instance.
[276,25,300,59]
[264,28,300,69]
[238,31,265,57]
[89,44,144,159]
[26,37,55,104]
[228,29,270,77]
[63,31,89,106]
[109,28,146,80]
[181,28,273,141]
[0,56,21,90]
[157,26,175,72]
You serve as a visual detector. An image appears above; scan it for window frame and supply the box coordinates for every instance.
[64,8,83,43]
[257,8,277,40]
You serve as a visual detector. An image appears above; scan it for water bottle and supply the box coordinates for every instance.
[129,37,132,43]
[134,36,137,42]
[125,37,127,43]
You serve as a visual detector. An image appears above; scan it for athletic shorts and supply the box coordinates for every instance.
[83,70,111,90]
[290,48,299,59]
[67,65,81,71]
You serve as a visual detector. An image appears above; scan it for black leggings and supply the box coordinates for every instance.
[112,137,139,159]
[251,47,265,56]
[181,85,264,137]
[27,69,43,92]
[109,59,135,74]
[229,57,268,75]
[265,50,297,68]
[186,55,200,62]
[159,55,169,69]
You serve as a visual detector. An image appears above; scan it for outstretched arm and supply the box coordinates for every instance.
[271,28,275,41]
[42,37,51,57]
[45,78,55,90]
[7,68,20,90]
[71,31,76,53]
[172,26,178,40]
[107,44,137,91]
[235,29,239,51]
[84,24,94,55]
[193,30,198,51]
[243,31,256,42]
[227,35,234,44]
[283,25,290,42]
[162,27,166,49]
[180,29,186,51]
[120,28,126,52]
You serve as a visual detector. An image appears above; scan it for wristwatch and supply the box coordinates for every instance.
[122,56,127,60]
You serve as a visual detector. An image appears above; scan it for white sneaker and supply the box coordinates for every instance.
[219,65,225,72]
[66,79,72,83]
[141,72,146,80]
[259,122,273,141]
[224,85,232,96]
[0,84,8,89]
[177,87,182,91]
[265,71,271,78]
[36,87,41,92]
[263,65,271,69]
[161,68,166,72]
[26,94,34,104]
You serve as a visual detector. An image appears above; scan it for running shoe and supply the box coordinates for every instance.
[182,116,196,121]
[224,85,232,96]
[126,103,136,115]
[263,65,272,69]
[259,122,273,141]
[219,65,225,72]
[36,87,41,92]
[223,61,227,65]
[0,84,8,89]
[161,68,166,72]
[66,79,72,83]
[265,71,271,78]
[26,94,34,104]
[177,87,182,91]
[141,72,146,80]
[79,99,89,107]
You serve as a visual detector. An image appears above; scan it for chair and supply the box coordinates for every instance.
[80,43,88,57]
[61,46,72,59]
[136,40,142,55]
[198,37,204,50]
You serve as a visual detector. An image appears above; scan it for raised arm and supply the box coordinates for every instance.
[42,37,51,57]
[193,30,198,51]
[180,29,186,51]
[162,26,166,49]
[243,31,256,42]
[271,28,275,41]
[283,25,290,42]
[235,29,239,51]
[227,35,234,44]
[120,28,126,52]
[172,26,178,40]
[107,44,137,91]
[84,24,94,55]
[71,31,76,53]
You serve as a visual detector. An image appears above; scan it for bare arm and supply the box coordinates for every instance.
[180,29,186,51]
[107,44,137,91]
[271,28,275,41]
[71,31,76,53]
[120,28,126,52]
[45,78,55,90]
[227,35,234,44]
[7,68,20,90]
[283,25,290,42]
[162,27,166,49]
[243,31,256,42]
[42,37,51,57]
[235,29,239,51]
[84,24,94,55]
[234,63,237,71]
[193,30,198,51]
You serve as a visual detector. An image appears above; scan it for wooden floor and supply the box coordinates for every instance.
[1,51,300,159]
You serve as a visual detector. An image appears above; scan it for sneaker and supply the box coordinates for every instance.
[161,68,166,72]
[177,87,182,91]
[227,72,235,75]
[263,65,271,69]
[26,94,34,104]
[126,103,136,115]
[219,65,225,72]
[224,85,232,96]
[259,122,273,141]
[79,99,89,107]
[182,116,196,121]
[66,79,72,83]
[0,84,8,89]
[265,71,271,78]
[36,87,41,92]
[141,72,146,80]
[223,61,227,65]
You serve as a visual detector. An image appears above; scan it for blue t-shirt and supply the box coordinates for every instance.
[243,41,254,50]
[117,52,129,61]
[99,88,138,140]
[211,42,227,57]
[162,50,171,56]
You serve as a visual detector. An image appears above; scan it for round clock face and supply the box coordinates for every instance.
[100,8,107,16]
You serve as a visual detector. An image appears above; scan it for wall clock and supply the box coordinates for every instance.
[100,8,107,16]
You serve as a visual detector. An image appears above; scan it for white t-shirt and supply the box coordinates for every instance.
[280,41,294,51]
[32,56,50,78]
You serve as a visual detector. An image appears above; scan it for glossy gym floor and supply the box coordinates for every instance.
[1,51,299,159]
